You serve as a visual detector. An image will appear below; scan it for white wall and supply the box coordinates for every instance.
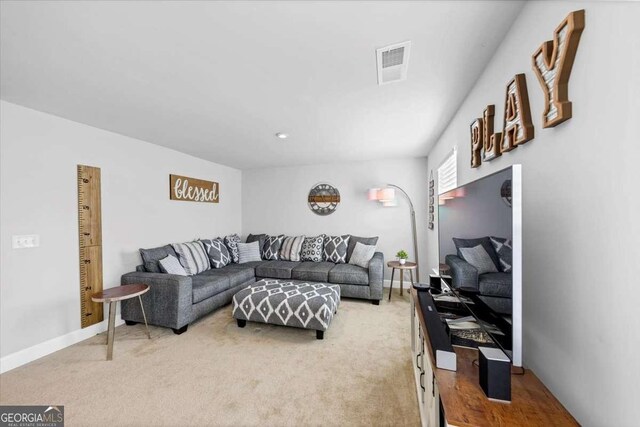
[0,101,242,360]
[425,2,640,425]
[242,158,429,282]
[438,168,512,262]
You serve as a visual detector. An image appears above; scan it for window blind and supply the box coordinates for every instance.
[438,148,457,194]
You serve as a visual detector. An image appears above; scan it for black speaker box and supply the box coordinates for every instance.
[478,346,511,402]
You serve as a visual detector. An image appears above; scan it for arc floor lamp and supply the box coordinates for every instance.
[368,184,419,282]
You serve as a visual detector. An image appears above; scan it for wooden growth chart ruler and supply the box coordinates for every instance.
[77,165,104,328]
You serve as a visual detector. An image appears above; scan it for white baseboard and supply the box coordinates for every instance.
[0,318,124,374]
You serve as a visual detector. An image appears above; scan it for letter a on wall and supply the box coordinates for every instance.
[501,74,534,152]
[532,10,585,128]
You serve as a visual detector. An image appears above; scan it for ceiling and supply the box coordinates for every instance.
[0,1,524,170]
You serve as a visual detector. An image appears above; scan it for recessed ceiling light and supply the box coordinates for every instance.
[275,132,288,139]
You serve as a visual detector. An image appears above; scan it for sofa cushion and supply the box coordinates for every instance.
[478,273,512,298]
[329,263,369,286]
[279,235,305,262]
[255,260,299,279]
[158,255,188,276]
[323,235,350,263]
[459,245,498,275]
[224,234,241,263]
[300,235,325,262]
[292,262,335,282]
[262,235,285,260]
[192,274,231,303]
[199,264,254,288]
[346,236,379,262]
[348,242,376,269]
[246,234,267,256]
[490,237,513,273]
[140,244,178,273]
[201,238,231,268]
[453,237,500,271]
[172,241,210,275]
[233,260,266,269]
[238,241,262,264]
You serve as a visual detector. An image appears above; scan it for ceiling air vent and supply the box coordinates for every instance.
[376,41,411,85]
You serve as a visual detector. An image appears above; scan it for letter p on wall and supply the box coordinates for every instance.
[532,9,585,128]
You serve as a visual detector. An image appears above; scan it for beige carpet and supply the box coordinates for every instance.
[0,289,419,426]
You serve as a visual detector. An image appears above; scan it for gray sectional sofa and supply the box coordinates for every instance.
[121,247,383,334]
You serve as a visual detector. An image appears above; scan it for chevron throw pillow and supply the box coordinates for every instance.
[323,235,350,264]
[490,236,513,273]
[201,238,231,269]
[262,235,285,260]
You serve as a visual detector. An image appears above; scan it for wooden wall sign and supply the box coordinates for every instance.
[77,165,104,328]
[482,105,501,162]
[502,73,534,152]
[468,10,584,169]
[470,118,483,168]
[532,10,585,128]
[170,174,219,203]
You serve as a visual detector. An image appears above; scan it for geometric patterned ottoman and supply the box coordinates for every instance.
[232,279,340,340]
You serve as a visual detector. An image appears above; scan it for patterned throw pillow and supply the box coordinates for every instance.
[171,241,209,275]
[490,237,513,273]
[300,235,325,262]
[201,238,231,269]
[237,241,262,264]
[224,234,241,263]
[279,236,305,261]
[459,245,499,275]
[348,242,376,269]
[158,254,188,276]
[323,235,351,264]
[262,235,285,260]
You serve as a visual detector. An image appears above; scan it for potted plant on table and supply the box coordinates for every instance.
[396,250,408,265]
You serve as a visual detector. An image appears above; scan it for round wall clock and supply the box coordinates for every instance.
[307,183,340,216]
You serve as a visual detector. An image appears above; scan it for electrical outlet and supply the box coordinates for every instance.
[12,235,40,249]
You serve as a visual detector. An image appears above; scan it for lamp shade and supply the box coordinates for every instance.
[378,188,395,202]
[367,188,380,201]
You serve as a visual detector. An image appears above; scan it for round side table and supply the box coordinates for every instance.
[92,284,151,360]
[387,261,417,300]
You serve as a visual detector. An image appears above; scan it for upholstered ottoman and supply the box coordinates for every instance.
[232,279,340,339]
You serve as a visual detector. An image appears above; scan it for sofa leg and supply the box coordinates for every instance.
[372,300,380,306]
[125,320,138,326]
[316,330,324,340]
[236,319,247,328]
[172,325,188,335]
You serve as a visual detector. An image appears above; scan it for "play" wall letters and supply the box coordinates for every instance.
[470,10,584,169]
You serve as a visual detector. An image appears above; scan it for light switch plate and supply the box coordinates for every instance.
[12,235,40,249]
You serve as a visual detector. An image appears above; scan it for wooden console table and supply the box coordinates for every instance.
[411,293,577,426]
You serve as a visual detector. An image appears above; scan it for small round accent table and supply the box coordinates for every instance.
[439,263,451,276]
[387,261,417,300]
[92,284,151,360]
